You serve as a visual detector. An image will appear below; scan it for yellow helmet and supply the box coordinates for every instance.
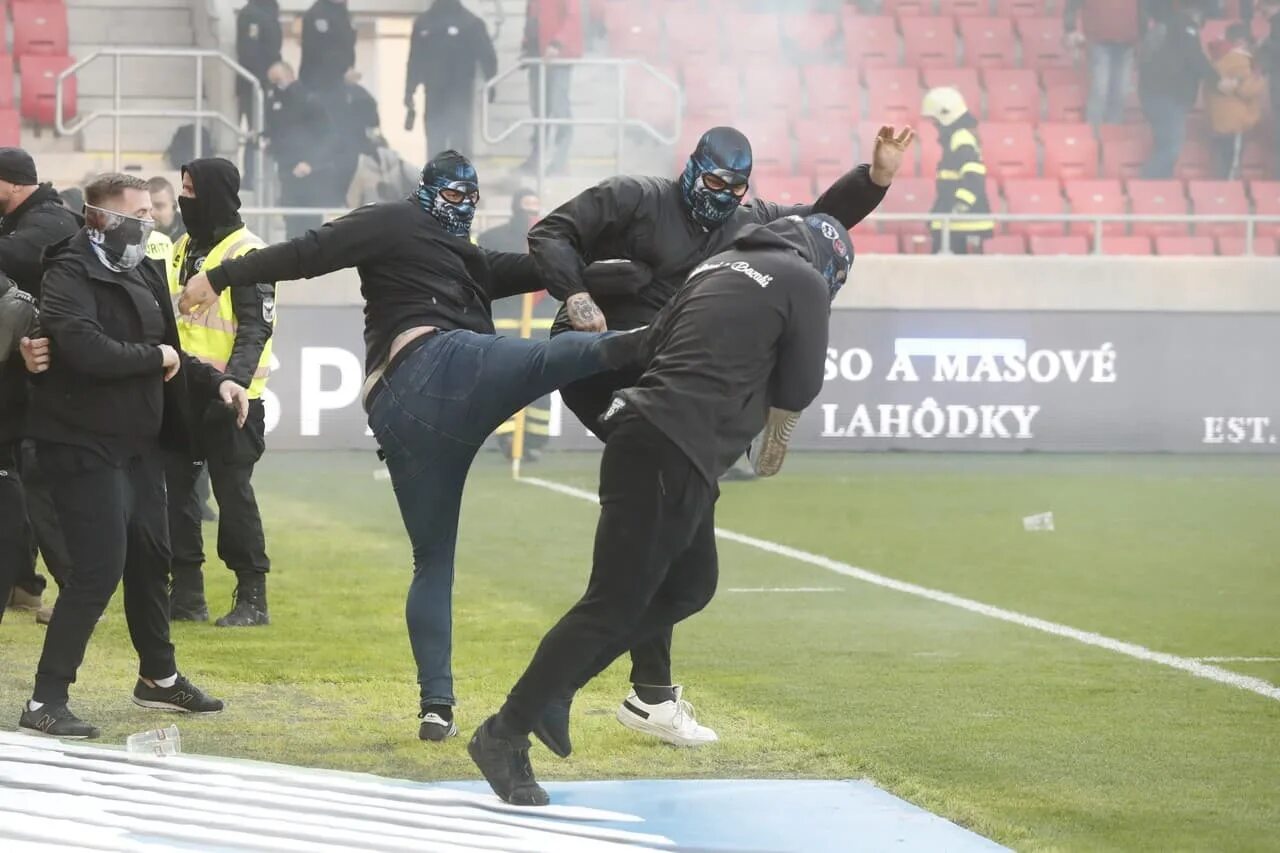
[921,87,969,128]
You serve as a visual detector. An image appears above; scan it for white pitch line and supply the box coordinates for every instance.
[1195,657,1280,663]
[521,476,1280,704]
[725,588,844,593]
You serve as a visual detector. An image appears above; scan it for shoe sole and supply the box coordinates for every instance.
[131,697,224,715]
[615,706,719,748]
[419,724,459,742]
[19,725,100,740]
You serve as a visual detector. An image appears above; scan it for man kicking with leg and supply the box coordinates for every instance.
[469,212,853,805]
[528,124,913,748]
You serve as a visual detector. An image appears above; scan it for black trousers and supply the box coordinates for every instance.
[0,441,32,623]
[425,93,475,160]
[33,443,177,705]
[560,366,679,688]
[500,411,719,734]
[166,399,269,578]
[19,441,72,591]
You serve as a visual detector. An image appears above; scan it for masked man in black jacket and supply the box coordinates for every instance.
[470,213,853,806]
[17,173,249,739]
[177,150,641,743]
[524,123,913,746]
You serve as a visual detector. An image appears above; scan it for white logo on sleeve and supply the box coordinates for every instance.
[602,397,627,421]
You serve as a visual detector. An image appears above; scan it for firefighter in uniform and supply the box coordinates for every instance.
[922,87,994,254]
[166,158,276,627]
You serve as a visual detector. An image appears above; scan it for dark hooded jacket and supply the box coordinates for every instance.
[27,231,230,459]
[405,0,498,105]
[0,274,38,444]
[532,164,884,334]
[0,183,81,299]
[178,157,275,391]
[236,0,283,87]
[615,217,832,485]
[299,0,355,93]
[477,189,538,254]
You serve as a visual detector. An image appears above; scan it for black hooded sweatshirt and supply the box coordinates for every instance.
[616,217,832,485]
[0,183,81,299]
[178,157,275,391]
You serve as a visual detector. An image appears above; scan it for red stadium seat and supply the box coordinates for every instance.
[626,73,680,136]
[983,68,1040,123]
[981,122,1037,179]
[604,4,665,60]
[19,53,74,125]
[1100,133,1150,179]
[882,0,931,14]
[667,12,720,64]
[922,67,982,119]
[1065,179,1127,237]
[1099,235,1153,255]
[1040,122,1098,179]
[1189,180,1250,238]
[1250,180,1280,238]
[1002,178,1065,236]
[873,176,934,235]
[1240,134,1274,180]
[1017,17,1073,68]
[1029,234,1090,255]
[984,234,1028,254]
[1039,66,1085,90]
[11,2,69,57]
[742,66,804,120]
[1045,80,1087,122]
[865,67,922,124]
[901,16,959,69]
[781,12,841,58]
[0,108,19,147]
[740,122,793,172]
[1217,235,1279,256]
[753,174,814,206]
[959,18,1017,68]
[843,15,900,69]
[1127,180,1190,237]
[995,0,1046,14]
[803,67,859,122]
[939,0,989,16]
[1177,137,1215,181]
[855,232,902,254]
[794,119,854,174]
[735,14,783,64]
[913,125,941,177]
[1156,235,1216,256]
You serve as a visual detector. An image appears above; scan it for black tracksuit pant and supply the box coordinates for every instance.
[560,365,681,688]
[32,442,177,705]
[18,441,73,592]
[498,411,719,735]
[0,441,32,623]
[165,400,269,580]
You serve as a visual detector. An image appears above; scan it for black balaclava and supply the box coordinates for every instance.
[179,157,243,246]
[417,149,479,237]
[509,188,539,232]
[679,126,752,229]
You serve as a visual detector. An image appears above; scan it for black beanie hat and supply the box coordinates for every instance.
[0,148,38,186]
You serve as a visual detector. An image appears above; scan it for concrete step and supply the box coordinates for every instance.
[79,113,240,156]
[69,9,194,45]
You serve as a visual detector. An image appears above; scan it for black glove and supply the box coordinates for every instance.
[404,107,416,132]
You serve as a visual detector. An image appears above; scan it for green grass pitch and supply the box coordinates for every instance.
[2,451,1278,851]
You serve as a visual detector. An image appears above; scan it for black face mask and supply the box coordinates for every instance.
[177,195,205,240]
[85,205,154,272]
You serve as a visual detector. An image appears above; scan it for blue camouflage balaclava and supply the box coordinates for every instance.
[416,149,479,237]
[679,126,752,229]
[783,213,853,302]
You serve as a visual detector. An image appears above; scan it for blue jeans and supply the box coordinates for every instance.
[1087,42,1134,126]
[365,329,619,711]
[1140,93,1189,179]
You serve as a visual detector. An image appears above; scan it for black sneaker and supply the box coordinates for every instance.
[132,674,224,714]
[468,716,550,807]
[532,692,573,758]
[419,705,458,742]
[19,703,101,739]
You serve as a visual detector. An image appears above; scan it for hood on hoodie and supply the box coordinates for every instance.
[179,157,243,245]
[734,213,853,302]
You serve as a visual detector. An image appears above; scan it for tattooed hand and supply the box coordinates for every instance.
[566,292,607,332]
[749,408,802,477]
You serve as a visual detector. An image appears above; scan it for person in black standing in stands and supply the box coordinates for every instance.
[469,213,854,806]
[404,0,498,158]
[17,173,248,739]
[0,148,79,617]
[300,0,356,94]
[265,61,339,239]
[235,0,283,190]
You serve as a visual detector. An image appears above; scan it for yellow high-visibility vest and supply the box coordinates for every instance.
[146,230,173,265]
[167,227,274,399]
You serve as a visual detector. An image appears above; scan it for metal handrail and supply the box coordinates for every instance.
[870,212,1280,255]
[56,48,265,197]
[481,57,681,201]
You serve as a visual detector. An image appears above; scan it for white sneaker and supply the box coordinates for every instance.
[616,686,718,747]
